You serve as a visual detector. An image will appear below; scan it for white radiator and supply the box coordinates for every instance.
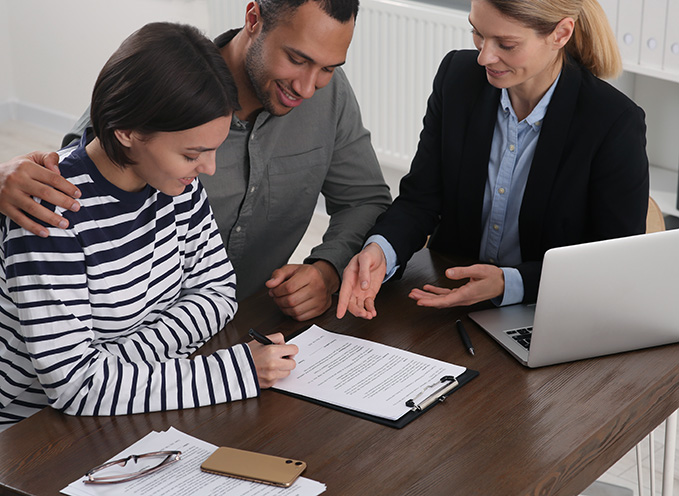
[345,0,474,170]
[208,0,475,171]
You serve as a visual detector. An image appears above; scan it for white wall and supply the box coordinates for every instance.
[3,0,214,132]
[0,0,14,120]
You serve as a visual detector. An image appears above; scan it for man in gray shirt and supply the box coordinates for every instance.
[0,0,391,321]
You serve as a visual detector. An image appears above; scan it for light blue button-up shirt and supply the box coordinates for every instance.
[370,73,561,306]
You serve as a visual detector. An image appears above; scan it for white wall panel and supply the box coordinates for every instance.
[6,0,210,129]
[343,0,473,170]
[0,0,13,108]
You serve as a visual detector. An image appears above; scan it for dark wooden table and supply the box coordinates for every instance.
[2,249,679,496]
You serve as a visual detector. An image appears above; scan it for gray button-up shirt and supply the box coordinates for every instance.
[64,30,391,300]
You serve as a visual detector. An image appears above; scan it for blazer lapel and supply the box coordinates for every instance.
[457,83,500,255]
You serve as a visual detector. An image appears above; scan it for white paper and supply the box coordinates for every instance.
[274,325,466,421]
[61,427,325,496]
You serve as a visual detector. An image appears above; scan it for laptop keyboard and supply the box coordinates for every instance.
[505,327,533,350]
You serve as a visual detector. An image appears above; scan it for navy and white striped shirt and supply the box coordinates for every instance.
[0,137,258,427]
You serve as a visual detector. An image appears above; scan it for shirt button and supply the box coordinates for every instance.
[509,144,515,152]
[250,133,255,140]
[489,258,495,263]
[235,226,242,233]
[493,224,500,231]
[498,187,506,194]
[250,186,256,193]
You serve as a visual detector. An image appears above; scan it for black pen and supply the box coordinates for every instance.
[456,319,475,356]
[248,328,274,345]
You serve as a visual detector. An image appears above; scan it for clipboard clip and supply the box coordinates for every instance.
[405,375,459,412]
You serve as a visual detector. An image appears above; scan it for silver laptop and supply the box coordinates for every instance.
[468,229,679,368]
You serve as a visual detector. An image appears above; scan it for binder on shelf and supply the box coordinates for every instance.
[664,0,679,72]
[640,0,668,69]
[617,1,644,66]
[272,325,479,429]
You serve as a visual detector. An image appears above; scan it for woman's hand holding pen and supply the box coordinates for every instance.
[247,332,299,388]
[336,243,387,320]
[409,264,505,308]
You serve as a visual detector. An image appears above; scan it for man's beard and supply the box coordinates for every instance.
[244,34,290,117]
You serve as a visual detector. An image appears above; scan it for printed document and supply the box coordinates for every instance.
[61,427,325,496]
[274,325,466,420]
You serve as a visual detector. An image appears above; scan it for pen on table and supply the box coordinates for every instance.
[249,328,274,345]
[456,319,475,356]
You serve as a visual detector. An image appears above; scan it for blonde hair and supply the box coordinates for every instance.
[485,0,622,79]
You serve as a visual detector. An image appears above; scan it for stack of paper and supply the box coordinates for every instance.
[61,427,325,496]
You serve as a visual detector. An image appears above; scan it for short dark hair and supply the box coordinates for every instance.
[258,0,359,32]
[91,22,240,167]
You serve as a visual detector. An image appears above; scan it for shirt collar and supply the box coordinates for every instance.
[500,72,561,131]
[231,112,252,131]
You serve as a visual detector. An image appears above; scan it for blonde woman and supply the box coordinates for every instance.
[338,0,649,319]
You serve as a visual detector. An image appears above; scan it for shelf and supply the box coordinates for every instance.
[623,63,679,85]
[650,164,679,217]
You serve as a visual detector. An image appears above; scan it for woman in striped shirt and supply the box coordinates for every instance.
[0,22,297,430]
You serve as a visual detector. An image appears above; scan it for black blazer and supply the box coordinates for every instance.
[370,50,649,303]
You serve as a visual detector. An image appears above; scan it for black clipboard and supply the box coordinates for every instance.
[271,327,479,429]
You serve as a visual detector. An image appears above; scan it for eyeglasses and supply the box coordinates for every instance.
[84,450,182,484]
